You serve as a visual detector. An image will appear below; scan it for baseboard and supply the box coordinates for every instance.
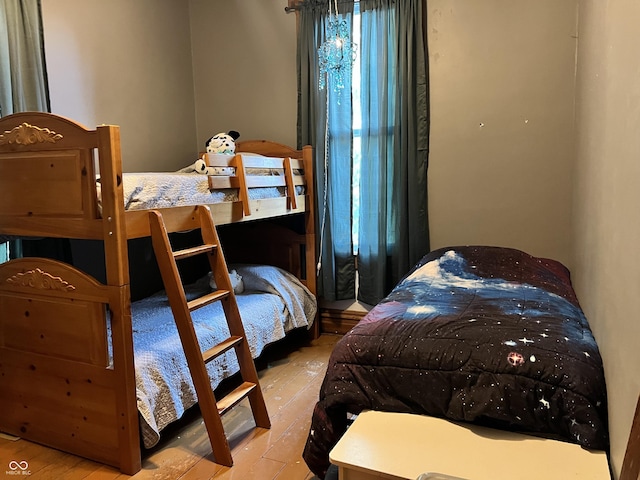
[320,308,367,335]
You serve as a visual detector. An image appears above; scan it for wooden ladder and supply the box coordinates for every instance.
[148,205,271,466]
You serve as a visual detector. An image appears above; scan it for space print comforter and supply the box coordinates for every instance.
[303,246,608,478]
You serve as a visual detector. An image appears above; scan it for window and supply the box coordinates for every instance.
[0,241,8,263]
[351,4,361,255]
[298,0,429,304]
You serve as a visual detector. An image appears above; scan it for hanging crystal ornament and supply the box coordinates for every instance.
[318,0,357,91]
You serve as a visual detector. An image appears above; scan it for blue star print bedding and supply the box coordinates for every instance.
[303,246,608,478]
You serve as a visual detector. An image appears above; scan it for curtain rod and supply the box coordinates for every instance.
[285,0,360,14]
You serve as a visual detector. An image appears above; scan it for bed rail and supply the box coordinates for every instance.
[203,153,305,216]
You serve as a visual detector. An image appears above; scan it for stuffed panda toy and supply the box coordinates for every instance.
[206,130,240,155]
[192,130,240,175]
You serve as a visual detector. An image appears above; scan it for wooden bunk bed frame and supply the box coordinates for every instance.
[0,112,317,474]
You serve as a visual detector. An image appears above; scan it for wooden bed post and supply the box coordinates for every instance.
[96,124,141,474]
[302,145,319,338]
[96,125,128,285]
[620,392,640,480]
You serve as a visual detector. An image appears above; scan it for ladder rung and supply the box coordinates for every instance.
[217,381,257,416]
[202,335,243,365]
[187,289,230,311]
[173,243,217,260]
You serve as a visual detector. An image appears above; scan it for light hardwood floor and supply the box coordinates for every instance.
[0,332,341,480]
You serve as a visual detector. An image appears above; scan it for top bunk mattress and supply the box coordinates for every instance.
[98,153,306,212]
[116,172,302,211]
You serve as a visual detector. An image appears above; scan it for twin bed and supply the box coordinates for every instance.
[0,112,317,474]
[303,245,609,478]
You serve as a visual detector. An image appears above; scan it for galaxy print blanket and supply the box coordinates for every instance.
[303,246,608,478]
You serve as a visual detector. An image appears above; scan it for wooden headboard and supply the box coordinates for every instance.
[236,139,305,159]
[0,113,123,238]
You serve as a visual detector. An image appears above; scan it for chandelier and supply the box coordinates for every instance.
[318,0,357,91]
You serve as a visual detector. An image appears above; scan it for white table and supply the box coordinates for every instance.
[329,410,610,480]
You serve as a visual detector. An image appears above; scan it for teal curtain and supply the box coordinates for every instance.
[297,1,357,302]
[0,0,49,116]
[357,0,429,304]
[297,0,429,305]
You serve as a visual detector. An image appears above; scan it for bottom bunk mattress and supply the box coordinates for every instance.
[124,264,316,448]
[303,246,608,478]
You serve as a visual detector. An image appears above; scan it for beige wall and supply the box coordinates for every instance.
[41,0,578,263]
[41,0,297,169]
[41,0,198,172]
[188,0,298,149]
[573,0,640,476]
[427,0,578,268]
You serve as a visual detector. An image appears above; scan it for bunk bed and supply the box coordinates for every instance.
[303,245,609,478]
[0,112,317,474]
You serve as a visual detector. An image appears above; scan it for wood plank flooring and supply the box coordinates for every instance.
[0,332,341,480]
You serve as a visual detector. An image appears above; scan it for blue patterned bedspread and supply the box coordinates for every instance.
[128,264,316,448]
